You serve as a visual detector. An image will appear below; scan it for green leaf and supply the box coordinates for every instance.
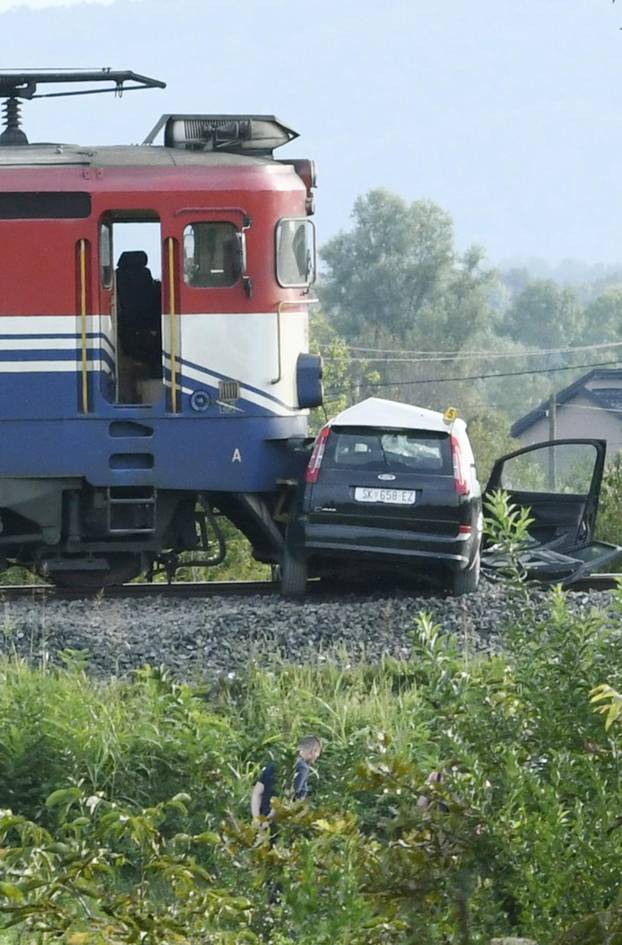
[0,882,24,901]
[192,831,220,845]
[45,787,81,808]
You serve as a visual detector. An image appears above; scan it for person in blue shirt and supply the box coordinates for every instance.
[250,735,322,828]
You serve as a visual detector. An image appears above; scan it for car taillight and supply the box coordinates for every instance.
[305,426,331,483]
[451,435,469,496]
[458,524,472,535]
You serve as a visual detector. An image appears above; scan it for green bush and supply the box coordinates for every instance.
[3,553,622,939]
[595,451,622,549]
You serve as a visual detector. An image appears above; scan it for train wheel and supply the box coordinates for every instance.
[45,553,143,590]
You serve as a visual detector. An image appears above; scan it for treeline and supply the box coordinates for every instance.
[312,188,622,476]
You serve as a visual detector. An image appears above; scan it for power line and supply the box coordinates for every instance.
[325,358,622,396]
[487,400,622,414]
[345,340,622,356]
[320,339,622,364]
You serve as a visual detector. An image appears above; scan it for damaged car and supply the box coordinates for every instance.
[281,398,622,598]
[281,398,483,598]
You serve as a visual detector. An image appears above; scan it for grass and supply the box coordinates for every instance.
[3,563,622,943]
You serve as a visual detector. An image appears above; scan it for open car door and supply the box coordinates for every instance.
[482,438,622,585]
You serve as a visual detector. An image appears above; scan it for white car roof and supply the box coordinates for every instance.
[329,397,467,436]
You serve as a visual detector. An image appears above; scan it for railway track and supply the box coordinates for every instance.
[0,572,619,601]
[0,580,282,601]
[0,577,618,682]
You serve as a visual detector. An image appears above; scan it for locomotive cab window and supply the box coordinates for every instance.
[276,218,316,287]
[183,222,243,287]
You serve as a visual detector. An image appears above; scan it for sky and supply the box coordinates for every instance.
[1,0,622,266]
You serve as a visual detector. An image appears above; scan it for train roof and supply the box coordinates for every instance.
[0,144,278,168]
[0,72,301,170]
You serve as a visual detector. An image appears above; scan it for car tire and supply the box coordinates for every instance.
[452,553,480,596]
[281,547,308,599]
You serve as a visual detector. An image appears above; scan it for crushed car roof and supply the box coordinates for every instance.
[329,397,466,435]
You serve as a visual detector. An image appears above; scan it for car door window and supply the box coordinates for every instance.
[498,442,598,494]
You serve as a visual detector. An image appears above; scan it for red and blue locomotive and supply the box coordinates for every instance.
[0,70,322,586]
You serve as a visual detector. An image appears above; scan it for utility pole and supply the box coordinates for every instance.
[548,392,557,490]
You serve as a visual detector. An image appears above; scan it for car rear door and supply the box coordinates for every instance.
[306,425,461,535]
[484,439,606,548]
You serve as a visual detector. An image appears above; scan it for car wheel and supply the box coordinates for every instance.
[452,553,480,596]
[281,547,308,599]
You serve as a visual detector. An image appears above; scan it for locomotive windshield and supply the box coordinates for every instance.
[276,218,316,287]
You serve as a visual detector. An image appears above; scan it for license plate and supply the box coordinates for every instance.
[354,487,416,505]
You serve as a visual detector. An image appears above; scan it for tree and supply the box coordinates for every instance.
[464,407,516,482]
[583,288,622,344]
[501,266,531,301]
[319,189,495,351]
[500,280,584,349]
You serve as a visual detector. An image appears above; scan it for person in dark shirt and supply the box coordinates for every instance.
[292,735,322,800]
[256,760,278,819]
[251,735,322,828]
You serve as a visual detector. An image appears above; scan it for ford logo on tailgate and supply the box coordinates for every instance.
[377,474,396,481]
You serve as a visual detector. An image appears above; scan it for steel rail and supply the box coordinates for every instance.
[0,574,619,601]
[0,580,280,601]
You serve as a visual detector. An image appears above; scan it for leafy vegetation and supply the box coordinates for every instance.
[595,453,622,546]
[3,514,622,942]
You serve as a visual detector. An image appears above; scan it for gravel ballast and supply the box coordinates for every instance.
[0,582,616,679]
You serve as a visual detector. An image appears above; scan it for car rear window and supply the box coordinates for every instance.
[324,427,452,474]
